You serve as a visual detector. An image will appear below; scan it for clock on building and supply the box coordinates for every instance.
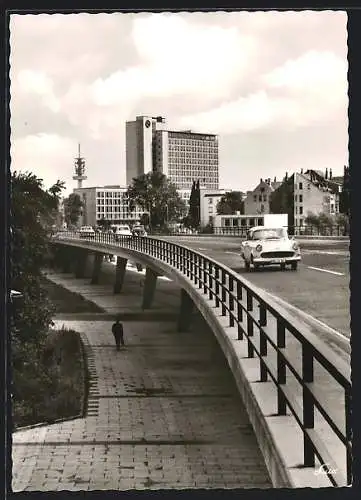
[145,120,151,128]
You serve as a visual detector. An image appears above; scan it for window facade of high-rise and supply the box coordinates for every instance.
[154,130,219,190]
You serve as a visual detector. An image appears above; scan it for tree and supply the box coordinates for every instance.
[304,212,321,229]
[139,213,150,227]
[216,191,244,215]
[305,212,336,235]
[127,171,186,227]
[11,171,65,345]
[335,212,350,236]
[187,179,201,228]
[64,193,83,228]
[269,174,295,233]
[318,212,334,229]
[98,217,112,230]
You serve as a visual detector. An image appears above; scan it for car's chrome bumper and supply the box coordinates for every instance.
[253,255,301,264]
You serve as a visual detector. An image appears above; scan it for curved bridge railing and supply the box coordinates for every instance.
[51,231,352,486]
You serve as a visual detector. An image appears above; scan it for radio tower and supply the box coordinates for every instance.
[73,143,87,189]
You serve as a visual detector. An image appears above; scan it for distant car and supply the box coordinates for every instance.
[79,226,95,238]
[132,225,148,237]
[112,224,132,241]
[241,226,301,271]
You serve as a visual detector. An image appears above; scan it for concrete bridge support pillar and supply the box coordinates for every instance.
[113,257,128,294]
[61,247,72,273]
[75,248,88,279]
[63,250,72,273]
[141,267,159,310]
[52,245,65,271]
[91,252,104,285]
[177,289,194,332]
[50,246,60,270]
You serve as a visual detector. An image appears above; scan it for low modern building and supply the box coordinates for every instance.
[212,213,288,234]
[244,177,282,215]
[73,186,144,227]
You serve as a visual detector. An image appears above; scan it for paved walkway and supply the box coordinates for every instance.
[12,261,272,491]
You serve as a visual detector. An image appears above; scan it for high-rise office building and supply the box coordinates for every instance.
[125,115,166,185]
[126,116,219,191]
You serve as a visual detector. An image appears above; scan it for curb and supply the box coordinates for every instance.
[13,413,83,433]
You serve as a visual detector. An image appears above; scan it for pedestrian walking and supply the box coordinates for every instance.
[112,318,125,351]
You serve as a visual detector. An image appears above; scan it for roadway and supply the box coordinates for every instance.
[155,236,350,340]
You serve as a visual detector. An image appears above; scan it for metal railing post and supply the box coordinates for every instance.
[302,343,315,467]
[203,260,208,293]
[215,267,220,307]
[345,388,352,485]
[246,290,254,357]
[276,320,287,415]
[237,281,243,340]
[229,276,234,327]
[180,247,184,273]
[176,246,180,270]
[208,262,213,300]
[198,256,203,289]
[170,242,174,266]
[221,270,227,316]
[259,301,268,382]
[193,254,198,284]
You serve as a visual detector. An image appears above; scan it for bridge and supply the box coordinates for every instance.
[17,232,352,488]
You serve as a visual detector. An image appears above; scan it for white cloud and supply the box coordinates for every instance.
[180,49,348,135]
[15,69,61,112]
[11,134,77,190]
[264,50,347,99]
[90,13,256,105]
[177,91,320,134]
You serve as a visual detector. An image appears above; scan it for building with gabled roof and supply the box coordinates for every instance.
[244,177,281,215]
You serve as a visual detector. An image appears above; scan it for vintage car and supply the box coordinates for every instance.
[241,226,301,271]
[112,224,132,241]
[132,224,148,237]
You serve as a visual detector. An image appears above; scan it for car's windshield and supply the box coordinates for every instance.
[251,228,287,240]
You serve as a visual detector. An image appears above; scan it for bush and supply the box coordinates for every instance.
[12,327,85,429]
[199,224,213,234]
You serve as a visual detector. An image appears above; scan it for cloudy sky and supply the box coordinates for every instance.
[10,11,348,194]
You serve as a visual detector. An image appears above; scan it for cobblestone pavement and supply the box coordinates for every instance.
[12,266,272,491]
